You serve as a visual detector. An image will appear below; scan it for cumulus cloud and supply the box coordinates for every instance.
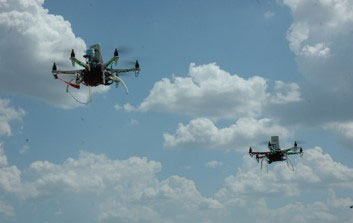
[125,63,301,120]
[264,11,275,19]
[0,148,223,223]
[0,98,25,136]
[270,81,301,104]
[163,117,291,151]
[205,161,223,168]
[0,0,108,108]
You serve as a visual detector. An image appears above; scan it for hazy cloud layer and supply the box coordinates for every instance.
[274,0,353,127]
[0,144,352,222]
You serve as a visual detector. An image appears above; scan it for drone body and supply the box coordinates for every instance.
[249,136,303,170]
[52,44,140,98]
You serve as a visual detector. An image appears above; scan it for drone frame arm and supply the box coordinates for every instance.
[107,67,140,75]
[249,151,270,156]
[52,69,84,75]
[286,151,302,155]
[104,56,119,69]
[70,57,89,70]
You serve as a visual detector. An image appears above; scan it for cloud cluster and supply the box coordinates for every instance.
[124,63,300,151]
[0,0,109,108]
[0,146,223,222]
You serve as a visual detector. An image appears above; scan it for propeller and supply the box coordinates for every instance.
[122,59,139,67]
[71,49,75,58]
[52,63,57,71]
[115,46,133,55]
[249,147,253,156]
[294,140,305,144]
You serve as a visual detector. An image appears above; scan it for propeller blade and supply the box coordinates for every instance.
[71,49,75,58]
[52,63,57,71]
[116,46,132,55]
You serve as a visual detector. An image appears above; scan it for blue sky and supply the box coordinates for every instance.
[0,0,353,222]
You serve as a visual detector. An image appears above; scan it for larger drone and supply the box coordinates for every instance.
[249,136,303,170]
[52,44,140,103]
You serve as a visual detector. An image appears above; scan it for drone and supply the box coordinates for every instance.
[249,136,303,171]
[52,43,140,103]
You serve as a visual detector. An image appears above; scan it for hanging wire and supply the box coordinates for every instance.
[66,79,92,105]
[286,155,295,171]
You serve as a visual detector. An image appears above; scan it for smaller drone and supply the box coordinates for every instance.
[249,136,303,171]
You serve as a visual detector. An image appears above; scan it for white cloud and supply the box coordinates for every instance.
[283,0,353,88]
[0,148,223,222]
[129,119,139,126]
[205,161,223,168]
[114,103,121,111]
[264,0,353,138]
[264,11,275,19]
[124,103,136,112]
[324,121,353,145]
[0,200,14,217]
[0,0,109,108]
[0,98,25,136]
[19,145,29,155]
[301,43,331,57]
[0,144,8,167]
[242,194,352,223]
[125,63,301,120]
[270,81,301,104]
[163,117,291,151]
